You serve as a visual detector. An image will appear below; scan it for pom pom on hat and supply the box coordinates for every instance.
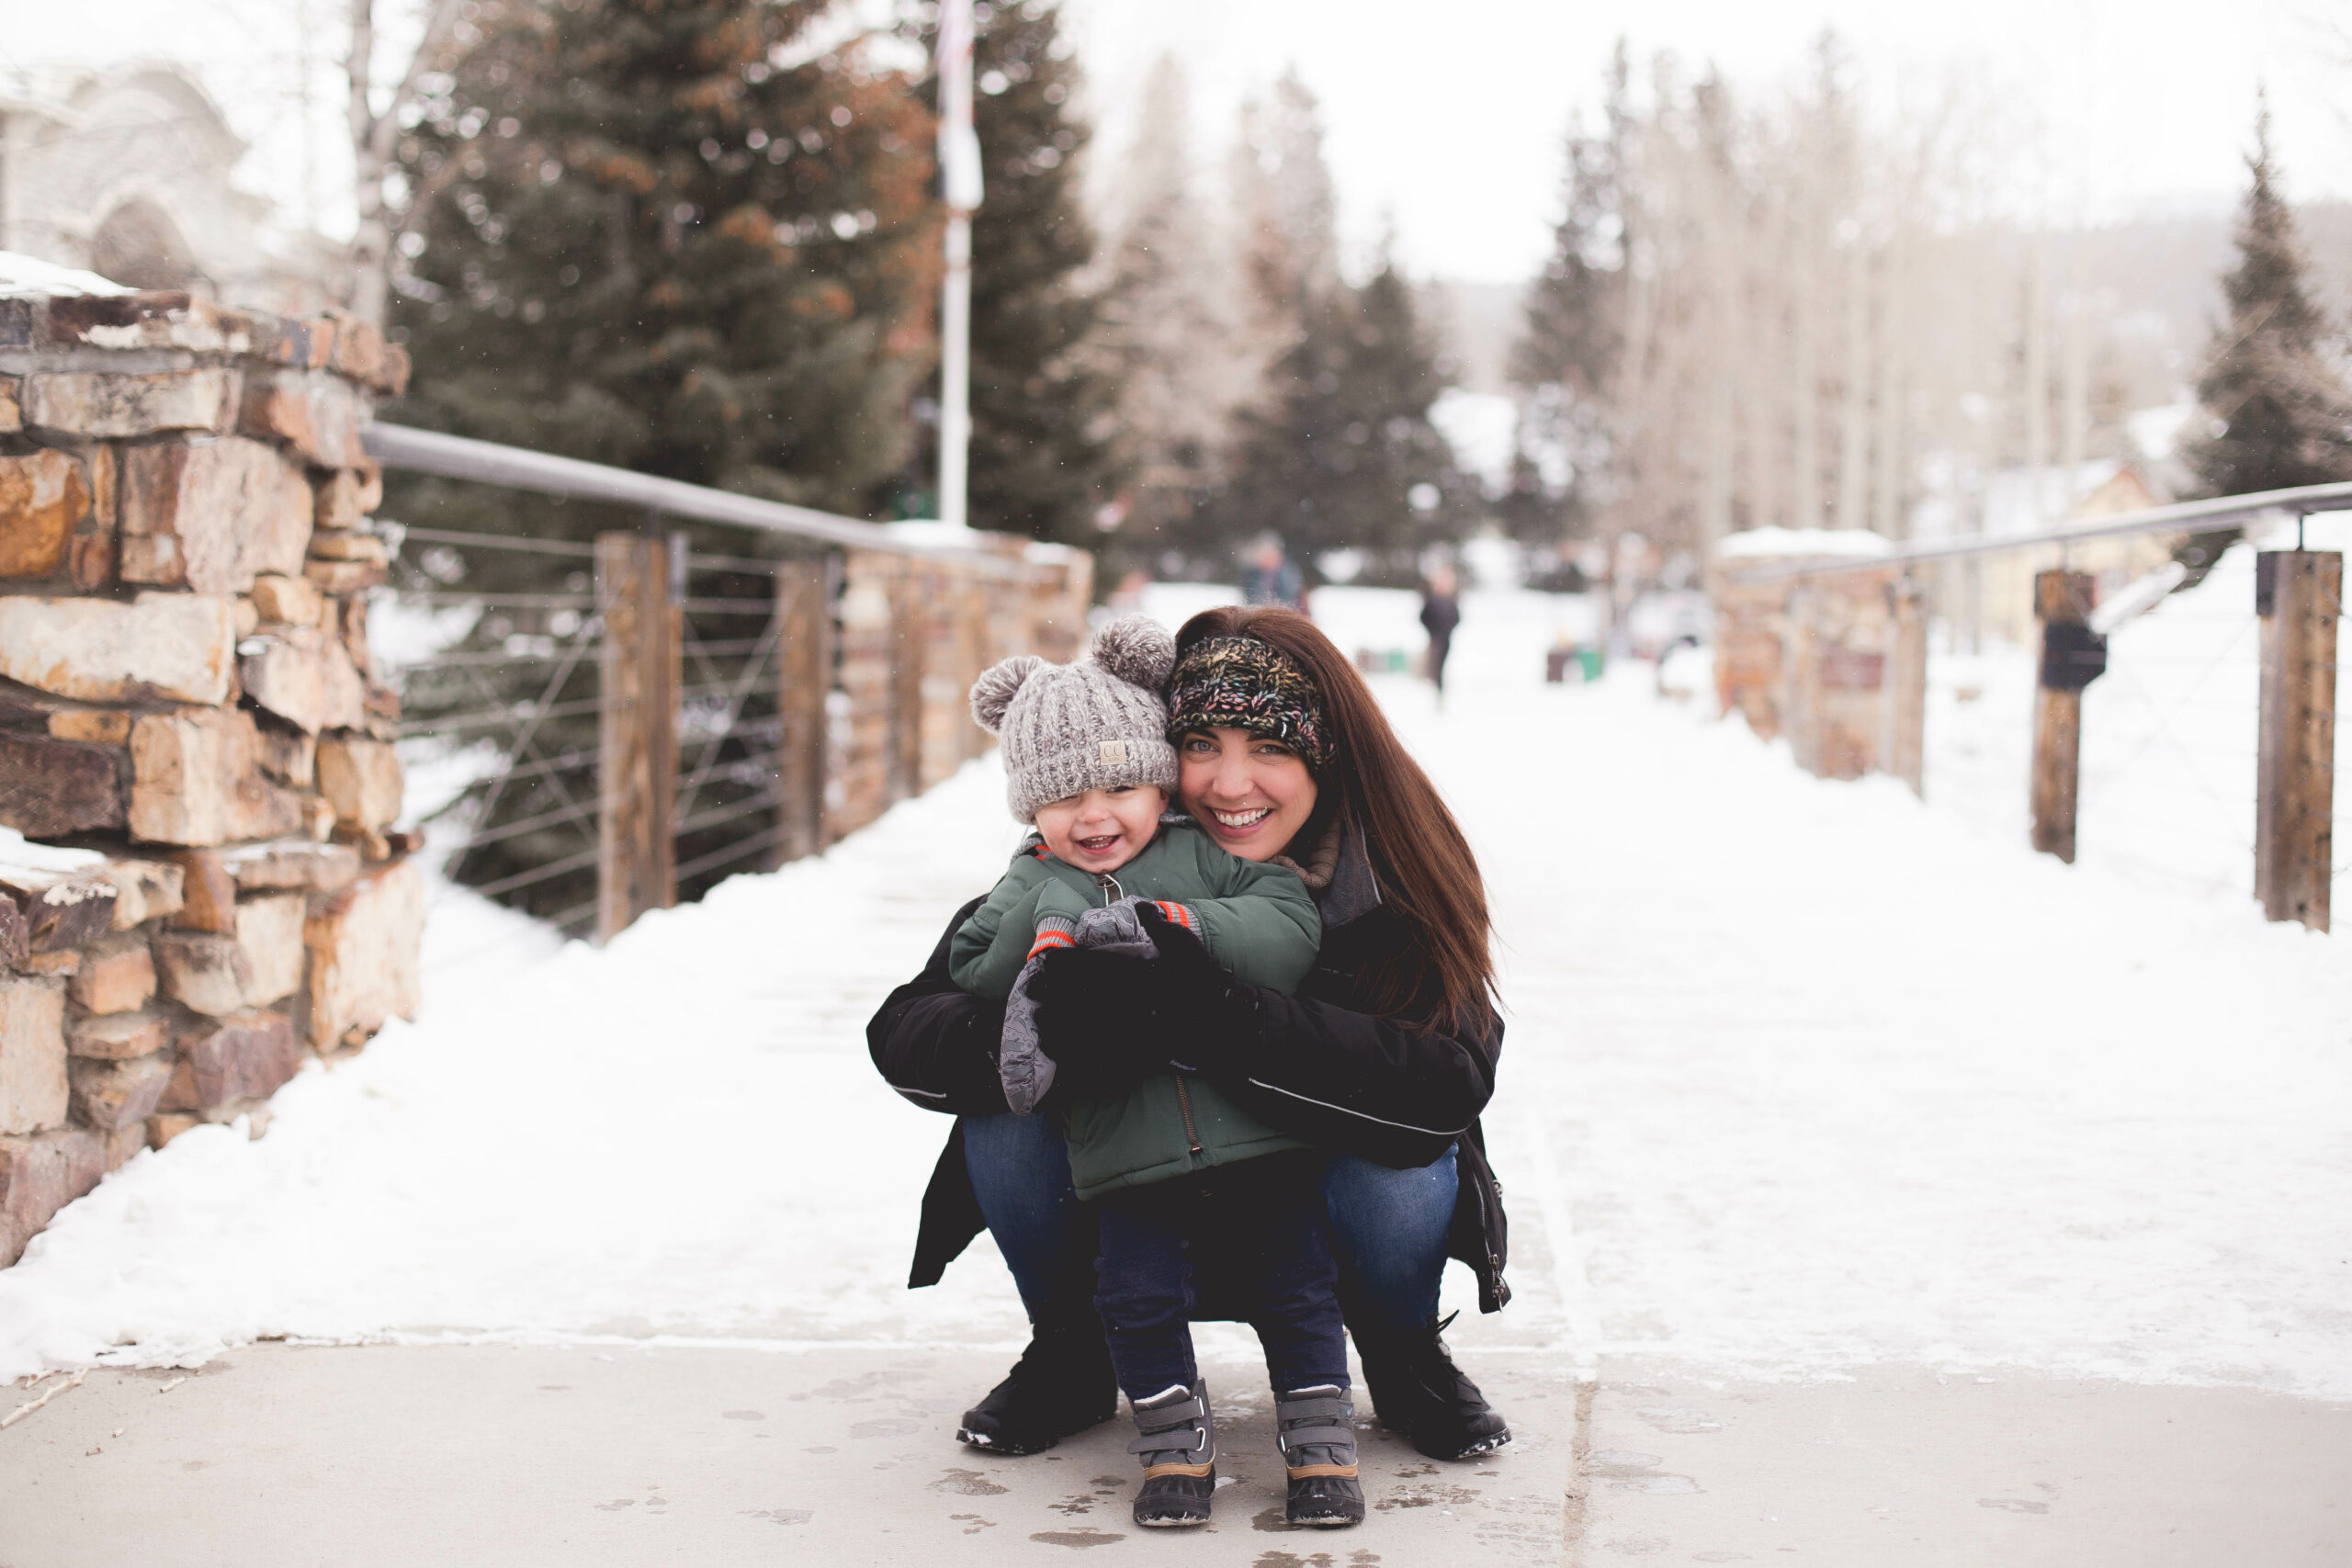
[1088,614,1176,692]
[969,654,1043,735]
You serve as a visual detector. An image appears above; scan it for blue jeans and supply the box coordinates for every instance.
[1094,1153,1350,1400]
[963,1111,1455,1331]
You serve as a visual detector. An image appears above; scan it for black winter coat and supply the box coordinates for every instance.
[865,825,1511,1314]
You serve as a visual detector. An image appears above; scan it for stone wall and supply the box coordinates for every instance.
[0,288,420,1267]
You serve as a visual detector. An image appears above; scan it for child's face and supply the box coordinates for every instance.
[1034,785,1167,874]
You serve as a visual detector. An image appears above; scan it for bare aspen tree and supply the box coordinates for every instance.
[1870,231,1908,538]
[1695,77,1740,566]
[346,0,469,324]
[2059,232,2091,479]
[2022,233,2051,523]
[1835,225,1871,529]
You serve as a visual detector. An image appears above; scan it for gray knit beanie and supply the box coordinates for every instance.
[970,615,1180,822]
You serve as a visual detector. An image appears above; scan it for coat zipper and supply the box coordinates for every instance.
[1173,1076,1204,1155]
[1094,872,1122,903]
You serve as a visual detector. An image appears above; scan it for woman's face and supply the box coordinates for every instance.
[1177,727,1319,862]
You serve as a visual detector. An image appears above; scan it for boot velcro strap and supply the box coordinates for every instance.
[1285,1463,1360,1479]
[1131,1395,1206,1436]
[1129,1427,1209,1457]
[1274,1395,1351,1423]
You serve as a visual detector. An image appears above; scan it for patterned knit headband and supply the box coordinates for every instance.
[1164,635,1332,768]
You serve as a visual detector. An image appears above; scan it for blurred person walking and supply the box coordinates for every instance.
[1419,563,1461,702]
[1241,534,1306,611]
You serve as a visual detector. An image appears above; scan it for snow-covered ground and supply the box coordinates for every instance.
[3,584,2346,1404]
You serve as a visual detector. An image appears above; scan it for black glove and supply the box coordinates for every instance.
[1133,901,1261,1079]
[1024,946,1172,1104]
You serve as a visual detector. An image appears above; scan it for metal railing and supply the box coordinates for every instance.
[1722,479,2352,584]
[364,423,1026,577]
[365,423,1087,949]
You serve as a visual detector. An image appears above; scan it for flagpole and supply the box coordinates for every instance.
[937,0,981,529]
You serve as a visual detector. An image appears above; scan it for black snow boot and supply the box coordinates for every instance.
[1354,1312,1511,1461]
[1275,1385,1364,1528]
[954,1322,1118,1456]
[1126,1381,1217,1528]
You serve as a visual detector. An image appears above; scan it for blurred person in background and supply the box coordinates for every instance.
[1242,533,1306,611]
[1419,562,1460,702]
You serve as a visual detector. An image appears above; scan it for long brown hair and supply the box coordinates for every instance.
[1173,605,1498,1034]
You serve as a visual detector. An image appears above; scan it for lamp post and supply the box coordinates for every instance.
[936,0,982,530]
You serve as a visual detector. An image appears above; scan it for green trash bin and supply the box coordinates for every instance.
[1576,647,1605,682]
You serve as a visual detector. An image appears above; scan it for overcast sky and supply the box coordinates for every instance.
[1067,0,2352,283]
[7,0,2347,287]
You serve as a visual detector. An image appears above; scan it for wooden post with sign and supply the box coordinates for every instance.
[2030,570,2101,863]
[1882,573,1928,797]
[773,555,833,866]
[596,530,681,941]
[2254,549,2340,931]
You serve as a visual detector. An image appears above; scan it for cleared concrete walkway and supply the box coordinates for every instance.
[1573,1359,2349,1565]
[5,1344,2345,1565]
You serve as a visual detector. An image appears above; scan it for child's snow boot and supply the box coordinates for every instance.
[1126,1381,1216,1527]
[1275,1384,1364,1528]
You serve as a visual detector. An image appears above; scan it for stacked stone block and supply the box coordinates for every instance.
[0,288,422,1267]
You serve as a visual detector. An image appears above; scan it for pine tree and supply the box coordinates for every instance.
[1204,76,1470,580]
[959,0,1125,545]
[2185,101,2352,500]
[1094,56,1249,573]
[1219,252,1473,580]
[395,0,937,505]
[896,0,1124,544]
[386,0,938,922]
[1508,41,1633,546]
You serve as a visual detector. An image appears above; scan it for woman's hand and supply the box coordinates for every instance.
[1024,947,1173,1103]
[1025,906,1262,1101]
[1130,902,1260,1077]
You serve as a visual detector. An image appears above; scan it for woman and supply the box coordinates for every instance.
[866,605,1510,1462]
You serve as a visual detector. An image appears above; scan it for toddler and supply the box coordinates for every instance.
[952,615,1364,1530]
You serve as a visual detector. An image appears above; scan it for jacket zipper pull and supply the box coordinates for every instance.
[1173,1077,1204,1156]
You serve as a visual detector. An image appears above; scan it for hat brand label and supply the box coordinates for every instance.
[1100,739,1128,764]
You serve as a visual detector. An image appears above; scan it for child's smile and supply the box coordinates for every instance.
[1035,784,1168,874]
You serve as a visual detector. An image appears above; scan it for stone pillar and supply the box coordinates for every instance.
[0,288,421,1266]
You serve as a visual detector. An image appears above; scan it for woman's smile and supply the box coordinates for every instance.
[1179,727,1317,861]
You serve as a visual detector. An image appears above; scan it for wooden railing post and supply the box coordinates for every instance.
[1882,572,1927,797]
[774,554,833,866]
[2255,548,2340,931]
[596,529,681,941]
[2030,569,2101,864]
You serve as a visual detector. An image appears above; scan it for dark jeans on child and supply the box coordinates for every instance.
[1092,1150,1351,1401]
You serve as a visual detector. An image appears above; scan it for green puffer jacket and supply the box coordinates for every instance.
[949,819,1321,1201]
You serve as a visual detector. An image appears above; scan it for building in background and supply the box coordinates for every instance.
[1911,402,2198,650]
[0,62,335,312]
